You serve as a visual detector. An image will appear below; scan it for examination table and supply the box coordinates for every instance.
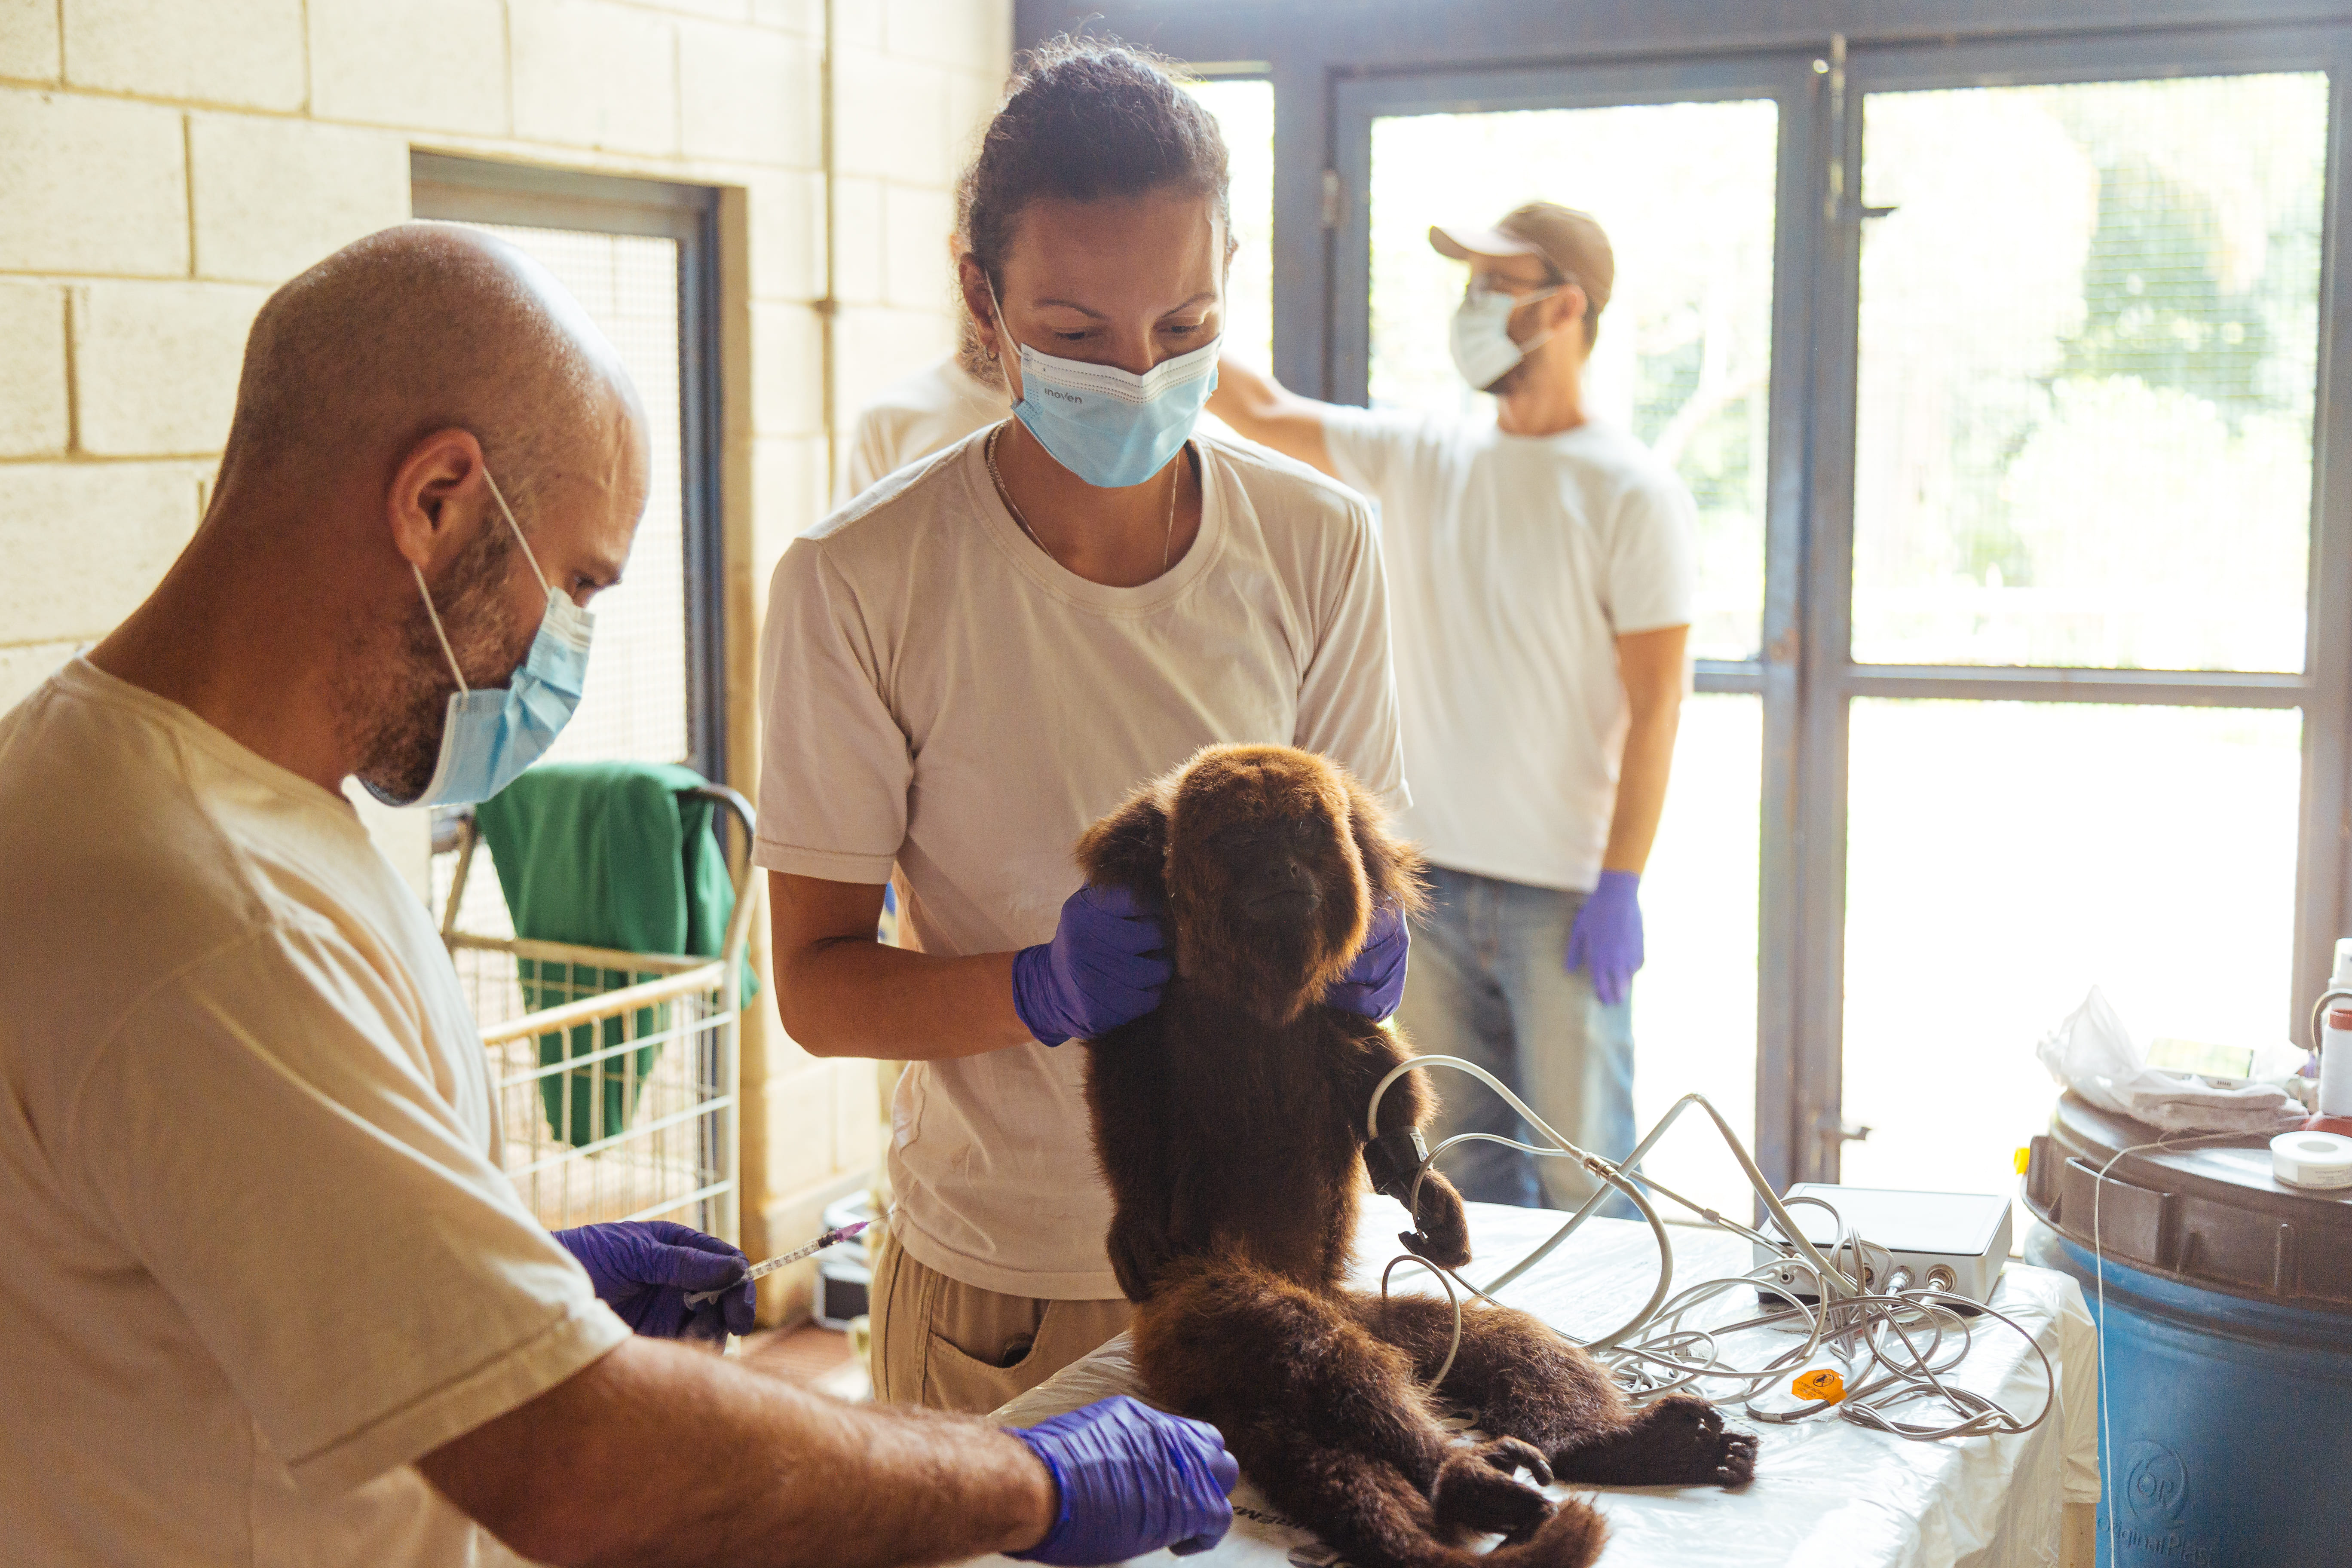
[969,1202,2099,1568]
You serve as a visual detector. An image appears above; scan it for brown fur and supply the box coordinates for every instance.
[1076,744,1755,1568]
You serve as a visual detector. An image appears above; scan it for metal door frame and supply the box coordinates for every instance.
[1330,54,1831,1187]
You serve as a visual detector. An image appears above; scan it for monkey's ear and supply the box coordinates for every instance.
[1076,779,1172,897]
[1344,777,1428,918]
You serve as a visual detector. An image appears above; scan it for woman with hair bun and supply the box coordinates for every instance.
[755,37,1408,1412]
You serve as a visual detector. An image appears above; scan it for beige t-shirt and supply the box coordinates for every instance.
[1322,408,1699,892]
[0,660,629,1567]
[756,429,1406,1298]
[844,352,1008,497]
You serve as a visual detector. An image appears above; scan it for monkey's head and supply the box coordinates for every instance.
[1076,744,1427,1024]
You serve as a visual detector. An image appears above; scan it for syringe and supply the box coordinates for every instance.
[685,1221,871,1308]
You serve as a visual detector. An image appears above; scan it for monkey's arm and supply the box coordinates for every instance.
[1351,1029,1472,1270]
[1083,1019,1181,1302]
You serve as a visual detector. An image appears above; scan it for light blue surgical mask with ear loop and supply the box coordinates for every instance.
[988,278,1219,489]
[372,469,593,809]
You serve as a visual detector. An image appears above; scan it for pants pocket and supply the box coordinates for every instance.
[923,1300,1060,1415]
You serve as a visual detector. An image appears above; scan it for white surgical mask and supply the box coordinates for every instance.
[1448,282,1559,390]
[369,470,593,808]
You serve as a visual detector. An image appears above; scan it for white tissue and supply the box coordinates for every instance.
[2036,987,2308,1135]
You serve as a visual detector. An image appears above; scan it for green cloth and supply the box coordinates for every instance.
[474,762,752,1148]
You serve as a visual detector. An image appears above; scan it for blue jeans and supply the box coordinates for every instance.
[1395,865,1637,1216]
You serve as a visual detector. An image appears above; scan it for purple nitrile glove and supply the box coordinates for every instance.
[1323,901,1409,1020]
[1006,1395,1240,1564]
[1012,884,1172,1045]
[1565,869,1645,1008]
[551,1220,755,1343]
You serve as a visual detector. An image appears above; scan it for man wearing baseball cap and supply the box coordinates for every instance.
[1208,202,1696,1213]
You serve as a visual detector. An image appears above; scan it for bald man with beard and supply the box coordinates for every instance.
[0,224,1234,1568]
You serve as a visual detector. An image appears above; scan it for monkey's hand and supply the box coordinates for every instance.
[1400,1170,1472,1270]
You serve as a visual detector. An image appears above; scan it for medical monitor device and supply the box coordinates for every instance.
[1751,1185,2012,1306]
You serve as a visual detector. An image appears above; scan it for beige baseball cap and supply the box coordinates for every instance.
[1429,202,1614,315]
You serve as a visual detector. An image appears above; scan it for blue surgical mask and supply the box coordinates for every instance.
[990,280,1219,489]
[375,470,593,808]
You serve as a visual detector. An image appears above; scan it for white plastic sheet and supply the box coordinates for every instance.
[2035,986,2304,1135]
[971,1203,2098,1568]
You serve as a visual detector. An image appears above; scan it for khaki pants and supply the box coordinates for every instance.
[868,1229,1133,1413]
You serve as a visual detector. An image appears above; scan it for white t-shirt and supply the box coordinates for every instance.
[756,428,1406,1298]
[844,352,1007,497]
[1322,408,1699,893]
[0,660,629,1568]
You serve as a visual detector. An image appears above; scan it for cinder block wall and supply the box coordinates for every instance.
[0,0,1013,1324]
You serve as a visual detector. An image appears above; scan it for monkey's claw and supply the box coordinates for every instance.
[1400,1229,1472,1270]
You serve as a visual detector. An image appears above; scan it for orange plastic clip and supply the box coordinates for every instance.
[1792,1369,1846,1404]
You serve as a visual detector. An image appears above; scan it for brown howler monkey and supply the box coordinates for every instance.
[1075,743,1756,1568]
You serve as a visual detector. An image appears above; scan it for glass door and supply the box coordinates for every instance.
[1334,59,1818,1215]
[1332,27,2352,1202]
[1830,51,2340,1198]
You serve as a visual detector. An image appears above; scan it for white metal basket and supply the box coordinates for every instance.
[435,787,758,1244]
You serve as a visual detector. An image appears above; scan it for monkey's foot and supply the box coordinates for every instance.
[1552,1394,1759,1489]
[1431,1438,1555,1540]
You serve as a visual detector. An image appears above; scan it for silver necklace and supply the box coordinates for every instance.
[986,424,1179,574]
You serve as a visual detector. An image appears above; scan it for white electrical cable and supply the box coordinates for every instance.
[1365,1061,2058,1444]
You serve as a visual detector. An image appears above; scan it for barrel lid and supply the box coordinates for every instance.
[2022,1092,2351,1313]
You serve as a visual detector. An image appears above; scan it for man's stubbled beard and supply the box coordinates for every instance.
[350,518,529,806]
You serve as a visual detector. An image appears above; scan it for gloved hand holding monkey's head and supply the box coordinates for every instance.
[1075,744,1426,1026]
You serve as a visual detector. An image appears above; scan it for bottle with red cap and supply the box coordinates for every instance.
[2314,1005,2352,1134]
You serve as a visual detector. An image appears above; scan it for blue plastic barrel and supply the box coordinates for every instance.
[2025,1227,2352,1566]
[2021,1093,2352,1568]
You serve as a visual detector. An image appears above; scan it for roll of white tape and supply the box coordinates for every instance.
[2271,1130,2352,1191]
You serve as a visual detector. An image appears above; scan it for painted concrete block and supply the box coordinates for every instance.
[884,182,955,312]
[62,0,305,110]
[749,0,821,36]
[763,1063,846,1194]
[190,116,411,283]
[947,63,1001,167]
[679,20,819,168]
[0,0,61,82]
[0,280,69,457]
[746,169,824,303]
[0,90,187,276]
[831,44,947,187]
[750,301,825,438]
[831,176,884,307]
[0,462,203,644]
[882,0,1010,75]
[510,0,679,156]
[72,280,267,456]
[309,0,508,136]
[750,432,827,570]
[834,303,951,429]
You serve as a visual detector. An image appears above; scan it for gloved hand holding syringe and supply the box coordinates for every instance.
[684,1219,871,1311]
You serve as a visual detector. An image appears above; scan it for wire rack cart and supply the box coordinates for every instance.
[435,785,759,1244]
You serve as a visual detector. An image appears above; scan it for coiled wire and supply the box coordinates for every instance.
[1367,1057,2055,1443]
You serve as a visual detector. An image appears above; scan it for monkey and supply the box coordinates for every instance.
[1073,743,1756,1568]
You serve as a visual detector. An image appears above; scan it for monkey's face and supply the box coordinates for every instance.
[1075,744,1427,1026]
